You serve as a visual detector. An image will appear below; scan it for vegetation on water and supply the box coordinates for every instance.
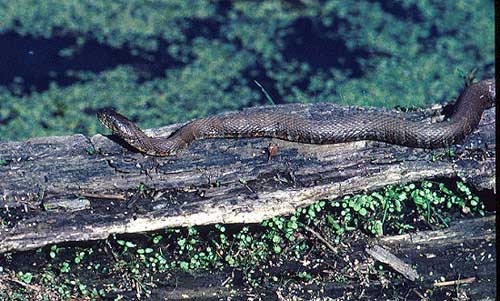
[0,1,494,299]
[0,0,494,141]
[0,180,487,299]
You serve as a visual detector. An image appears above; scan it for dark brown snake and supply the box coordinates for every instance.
[97,79,495,156]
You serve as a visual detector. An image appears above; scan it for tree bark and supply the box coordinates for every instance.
[0,92,495,254]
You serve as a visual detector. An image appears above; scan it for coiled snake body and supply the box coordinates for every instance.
[98,79,495,156]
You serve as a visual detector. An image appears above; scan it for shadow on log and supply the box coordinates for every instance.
[0,81,496,254]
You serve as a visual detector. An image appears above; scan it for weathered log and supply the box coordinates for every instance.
[0,98,495,253]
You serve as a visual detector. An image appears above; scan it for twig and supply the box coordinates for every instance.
[79,193,127,200]
[105,239,119,262]
[433,277,475,287]
[304,225,338,254]
[221,273,232,287]
[6,278,40,291]
[412,288,427,300]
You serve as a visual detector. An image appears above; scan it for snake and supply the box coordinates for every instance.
[97,79,495,156]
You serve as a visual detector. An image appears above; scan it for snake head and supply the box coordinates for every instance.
[97,109,146,139]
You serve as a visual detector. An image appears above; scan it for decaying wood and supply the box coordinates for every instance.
[0,99,495,254]
[365,245,419,281]
[96,215,496,300]
[0,215,493,299]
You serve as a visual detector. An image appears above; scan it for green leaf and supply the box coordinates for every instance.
[358,208,367,216]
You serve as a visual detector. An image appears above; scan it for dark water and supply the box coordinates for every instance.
[0,32,178,93]
[0,16,369,96]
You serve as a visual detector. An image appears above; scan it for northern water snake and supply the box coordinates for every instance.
[97,79,495,156]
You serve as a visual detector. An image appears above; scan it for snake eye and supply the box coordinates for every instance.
[97,109,120,131]
[97,109,145,139]
[97,108,115,119]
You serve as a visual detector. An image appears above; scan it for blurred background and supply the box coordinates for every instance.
[0,0,494,141]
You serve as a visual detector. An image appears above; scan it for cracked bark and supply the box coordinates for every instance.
[0,98,495,254]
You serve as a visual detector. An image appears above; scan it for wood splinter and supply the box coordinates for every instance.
[365,244,420,281]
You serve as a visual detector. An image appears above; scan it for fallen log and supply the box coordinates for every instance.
[0,85,495,253]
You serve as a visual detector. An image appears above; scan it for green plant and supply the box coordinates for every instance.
[2,178,486,300]
[116,239,137,253]
[16,271,33,284]
[60,262,70,273]
[49,245,61,259]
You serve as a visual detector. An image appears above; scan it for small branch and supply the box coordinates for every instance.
[1,274,42,293]
[79,193,127,200]
[304,225,338,254]
[411,288,427,300]
[433,277,476,287]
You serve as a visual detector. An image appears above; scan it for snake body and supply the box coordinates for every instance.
[97,79,495,156]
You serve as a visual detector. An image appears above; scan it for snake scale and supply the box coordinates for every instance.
[97,79,495,156]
